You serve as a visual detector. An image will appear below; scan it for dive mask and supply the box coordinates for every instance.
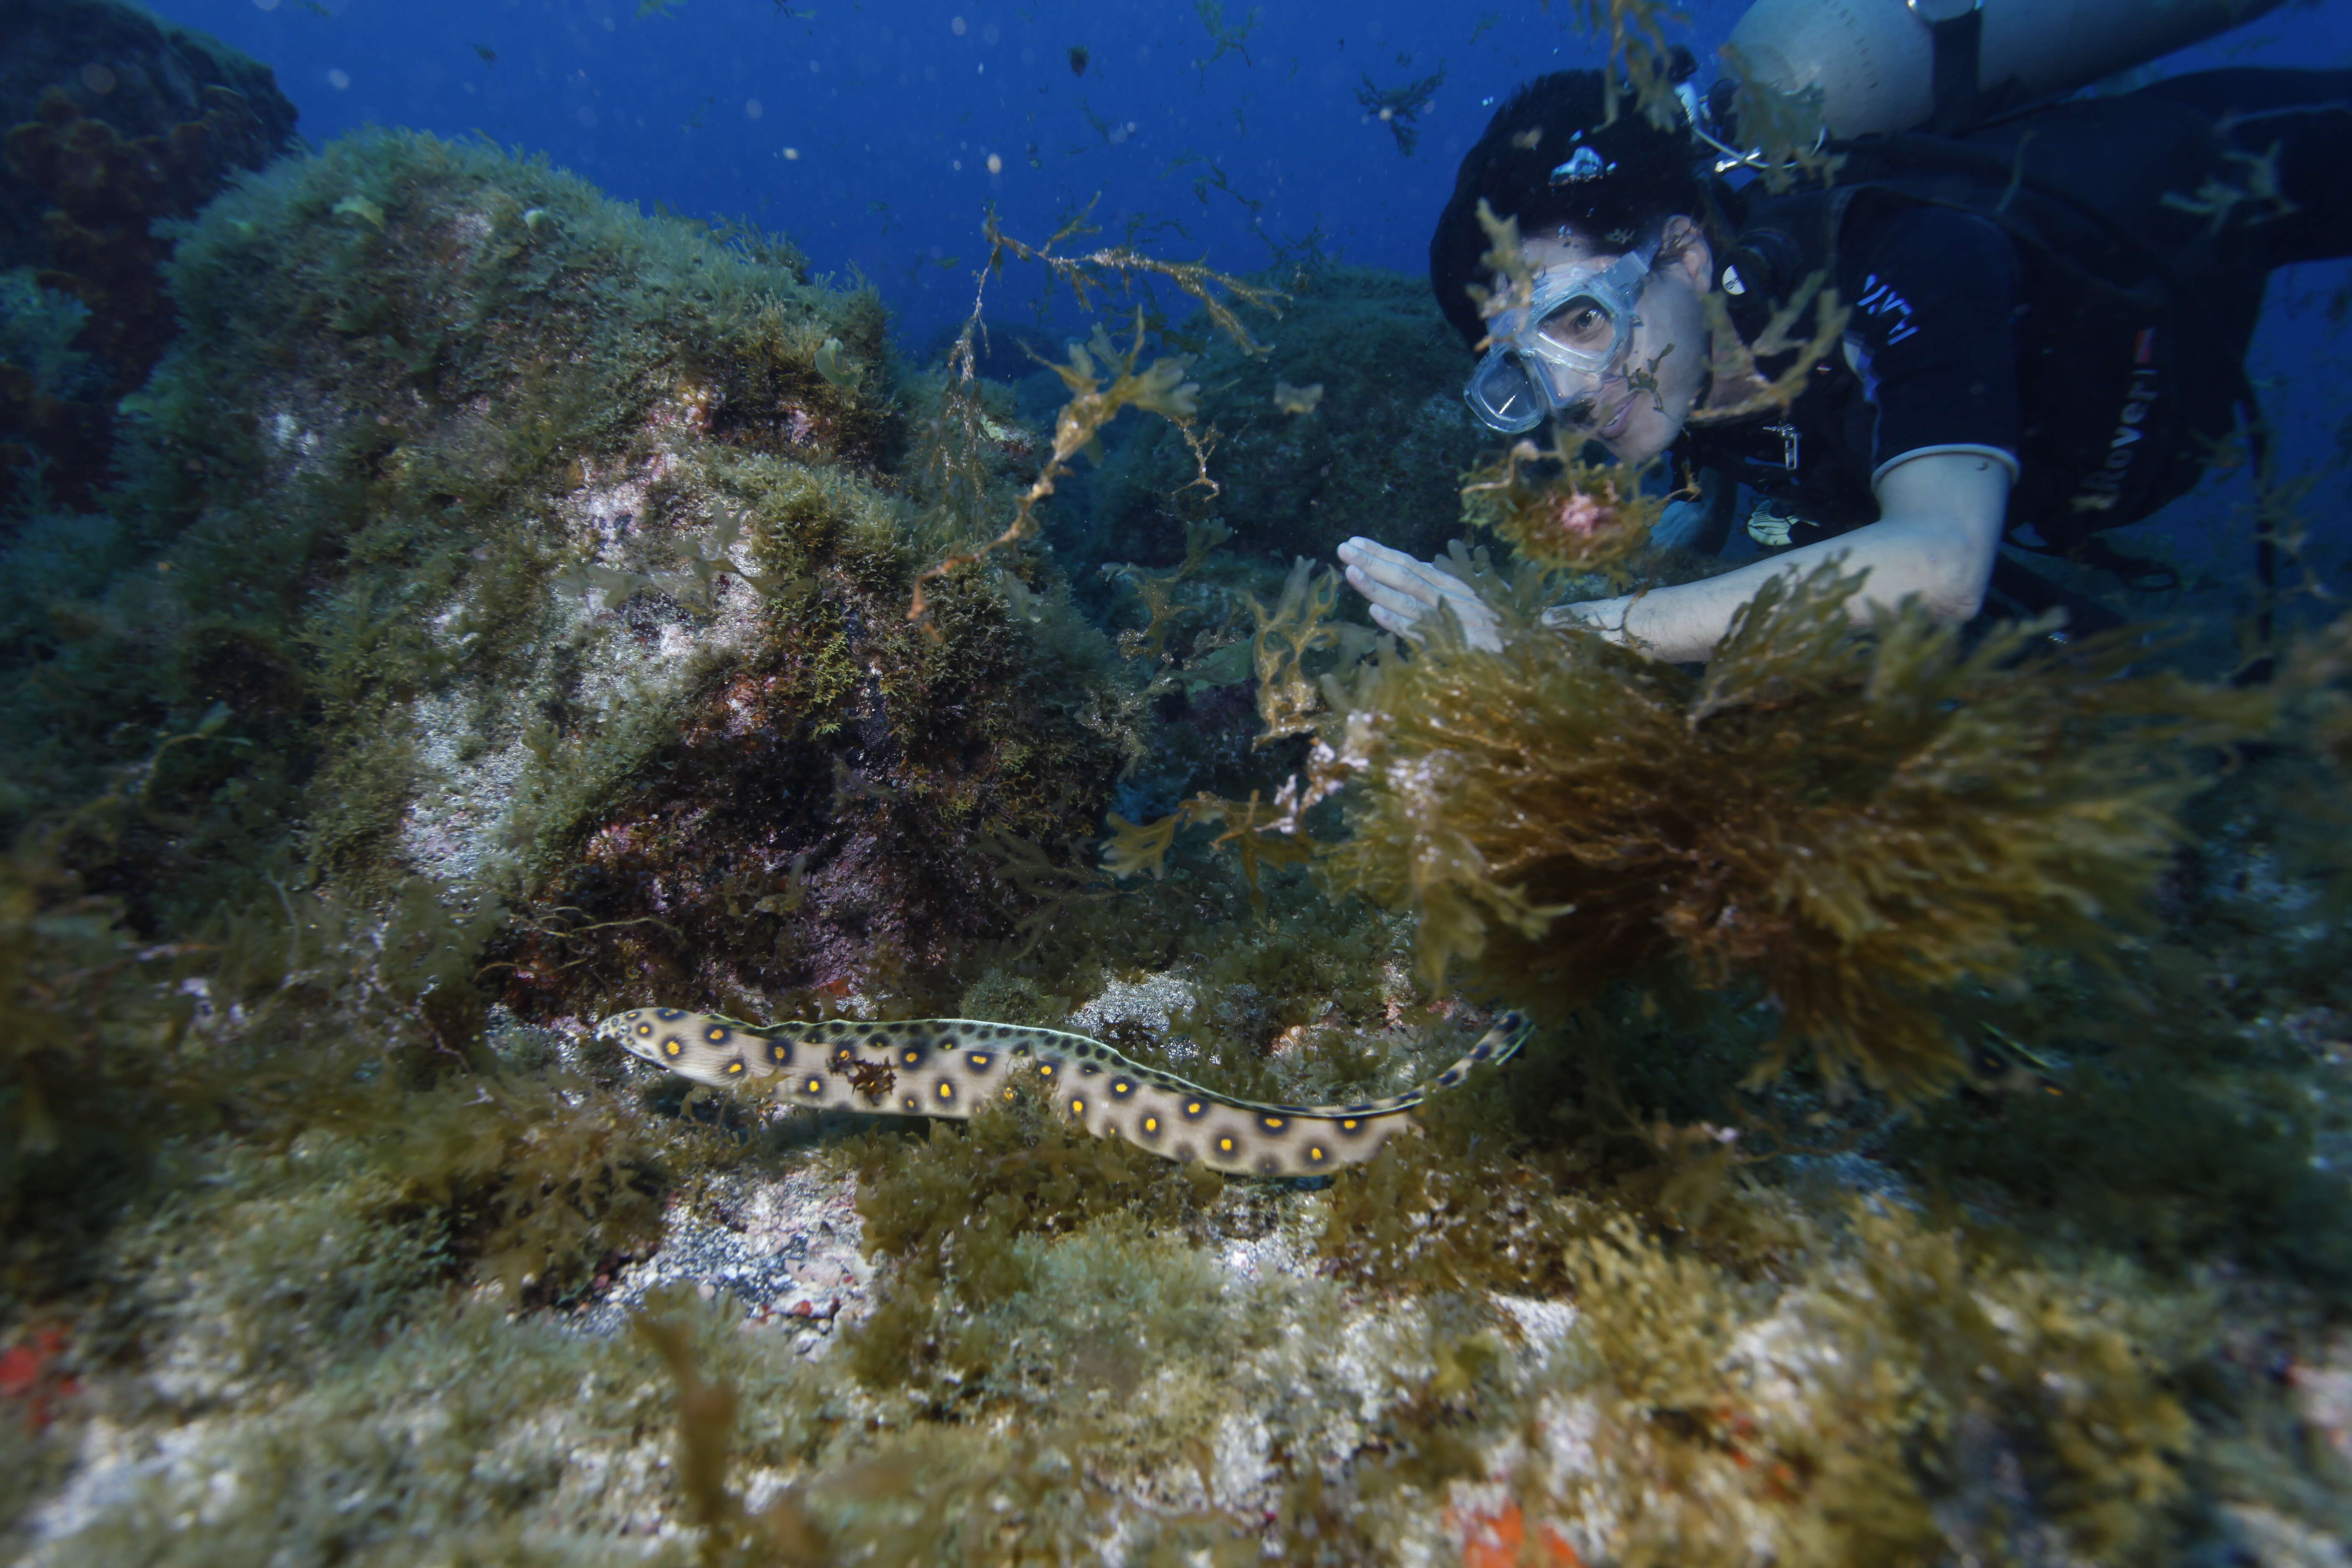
[1463,240,1660,435]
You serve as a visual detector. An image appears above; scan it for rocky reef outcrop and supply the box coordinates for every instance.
[0,0,301,509]
[7,126,1131,1017]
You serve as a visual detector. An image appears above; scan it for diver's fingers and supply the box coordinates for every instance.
[1344,548,1479,615]
[1338,538,1441,599]
[1338,536,1417,571]
[1365,591,1509,650]
[1344,562,1437,622]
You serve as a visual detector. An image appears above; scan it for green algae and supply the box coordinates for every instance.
[840,1087,1225,1400]
[4,124,882,904]
[1516,1203,2200,1567]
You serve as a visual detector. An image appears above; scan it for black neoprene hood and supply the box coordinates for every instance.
[1428,70,1709,349]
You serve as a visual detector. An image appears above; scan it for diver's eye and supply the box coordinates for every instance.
[1540,301,1612,352]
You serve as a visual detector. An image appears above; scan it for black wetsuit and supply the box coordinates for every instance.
[1676,70,2352,595]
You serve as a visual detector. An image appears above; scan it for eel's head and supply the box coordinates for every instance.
[594,1006,780,1088]
[593,1006,685,1068]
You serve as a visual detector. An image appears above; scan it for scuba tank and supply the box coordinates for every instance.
[1723,0,2287,137]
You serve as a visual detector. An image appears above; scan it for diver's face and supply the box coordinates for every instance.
[1514,221,1714,467]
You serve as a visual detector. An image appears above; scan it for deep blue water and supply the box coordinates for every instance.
[144,0,2352,576]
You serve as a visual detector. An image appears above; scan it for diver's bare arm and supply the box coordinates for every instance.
[1553,452,2011,662]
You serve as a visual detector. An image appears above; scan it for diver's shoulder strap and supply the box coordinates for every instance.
[1922,2,1984,135]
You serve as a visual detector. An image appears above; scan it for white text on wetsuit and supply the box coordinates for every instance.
[1855,274,1919,344]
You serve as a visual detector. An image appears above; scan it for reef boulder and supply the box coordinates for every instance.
[0,0,301,507]
[15,127,1131,1017]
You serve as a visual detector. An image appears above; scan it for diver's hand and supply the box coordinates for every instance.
[1541,598,1634,645]
[1336,537,1503,652]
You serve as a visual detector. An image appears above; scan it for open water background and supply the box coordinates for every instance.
[145,0,2352,586]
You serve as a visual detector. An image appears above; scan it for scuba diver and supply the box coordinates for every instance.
[1338,34,2352,663]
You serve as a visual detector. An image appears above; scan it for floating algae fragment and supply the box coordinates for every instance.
[331,194,386,230]
[1102,790,1318,907]
[909,314,1201,624]
[905,201,1278,626]
[1250,555,1341,745]
[1465,199,1539,350]
[1688,266,1850,427]
[1112,516,1230,662]
[1101,810,1183,882]
[2161,139,2300,234]
[1179,637,1254,695]
[813,335,857,391]
[1271,379,1323,415]
[1712,41,1851,192]
[1356,67,1447,157]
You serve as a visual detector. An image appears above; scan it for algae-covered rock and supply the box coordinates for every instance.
[0,0,299,275]
[0,0,302,508]
[1076,265,1491,572]
[8,127,1129,1008]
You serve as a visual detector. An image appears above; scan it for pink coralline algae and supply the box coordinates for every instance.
[1553,487,1611,539]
